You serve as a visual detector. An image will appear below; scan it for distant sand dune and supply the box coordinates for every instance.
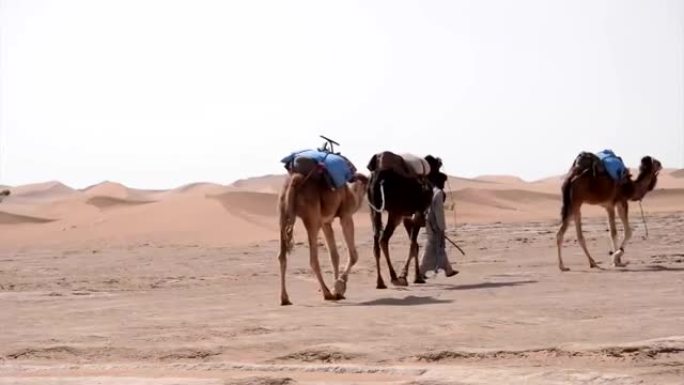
[229,174,286,194]
[0,173,681,248]
[0,210,55,225]
[9,181,78,201]
[208,191,278,217]
[83,181,160,201]
[86,196,156,210]
[474,175,527,184]
[171,182,229,195]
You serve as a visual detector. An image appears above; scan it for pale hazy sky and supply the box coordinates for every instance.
[1,0,683,188]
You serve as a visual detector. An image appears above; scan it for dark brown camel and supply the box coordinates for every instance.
[556,154,662,271]
[277,169,369,305]
[366,152,445,288]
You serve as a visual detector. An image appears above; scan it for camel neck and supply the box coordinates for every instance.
[630,172,656,201]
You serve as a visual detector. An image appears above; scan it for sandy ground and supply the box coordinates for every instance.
[1,172,683,384]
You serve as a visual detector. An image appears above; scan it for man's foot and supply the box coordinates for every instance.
[445,270,459,277]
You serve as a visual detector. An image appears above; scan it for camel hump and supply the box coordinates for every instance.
[281,149,356,189]
[398,153,431,176]
[596,149,627,181]
[367,151,434,179]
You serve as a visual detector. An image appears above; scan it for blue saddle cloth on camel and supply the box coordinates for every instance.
[281,149,355,189]
[596,149,627,182]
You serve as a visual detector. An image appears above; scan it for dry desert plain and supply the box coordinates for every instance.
[1,170,684,384]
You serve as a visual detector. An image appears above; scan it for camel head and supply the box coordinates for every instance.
[630,156,662,201]
[425,155,445,189]
[348,173,369,212]
[424,155,443,173]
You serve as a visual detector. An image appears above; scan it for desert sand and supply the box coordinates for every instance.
[1,170,683,384]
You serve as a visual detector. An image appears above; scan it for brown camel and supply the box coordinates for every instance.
[556,154,662,271]
[277,171,369,305]
[0,190,9,203]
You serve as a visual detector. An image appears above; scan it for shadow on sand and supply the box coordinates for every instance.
[355,295,452,306]
[433,280,538,291]
[609,264,684,273]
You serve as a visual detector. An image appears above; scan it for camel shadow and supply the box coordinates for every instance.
[355,295,452,307]
[434,280,538,291]
[607,264,684,273]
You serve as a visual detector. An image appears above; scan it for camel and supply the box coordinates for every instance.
[277,166,369,306]
[366,152,445,288]
[0,190,9,203]
[556,153,662,271]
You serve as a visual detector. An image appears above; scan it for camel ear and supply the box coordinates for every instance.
[654,159,662,171]
[640,156,653,167]
[366,154,378,172]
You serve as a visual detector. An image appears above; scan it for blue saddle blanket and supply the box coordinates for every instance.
[281,149,355,188]
[596,149,627,181]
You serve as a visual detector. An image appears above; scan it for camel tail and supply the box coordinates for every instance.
[279,174,302,254]
[560,177,573,222]
[368,174,384,239]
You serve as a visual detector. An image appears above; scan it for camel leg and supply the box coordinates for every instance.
[278,236,292,306]
[303,218,335,301]
[556,216,571,272]
[333,215,359,299]
[322,223,340,280]
[612,201,631,267]
[574,210,599,269]
[399,217,425,284]
[606,206,619,255]
[398,217,412,280]
[381,213,406,287]
[371,211,386,289]
[410,221,425,284]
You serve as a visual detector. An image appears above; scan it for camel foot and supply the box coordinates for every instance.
[392,277,409,287]
[333,279,347,297]
[589,261,601,269]
[612,249,627,267]
[414,275,426,284]
[376,280,387,289]
[446,270,459,277]
[281,298,292,306]
[559,266,570,272]
[334,292,346,300]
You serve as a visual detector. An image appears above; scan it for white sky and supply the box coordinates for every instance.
[1,0,683,189]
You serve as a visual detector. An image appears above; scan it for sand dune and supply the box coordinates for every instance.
[0,171,681,250]
[7,181,79,201]
[85,196,156,210]
[83,181,159,201]
[208,191,279,217]
[229,174,286,194]
[474,175,527,184]
[171,182,231,196]
[0,210,55,225]
[670,169,684,178]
